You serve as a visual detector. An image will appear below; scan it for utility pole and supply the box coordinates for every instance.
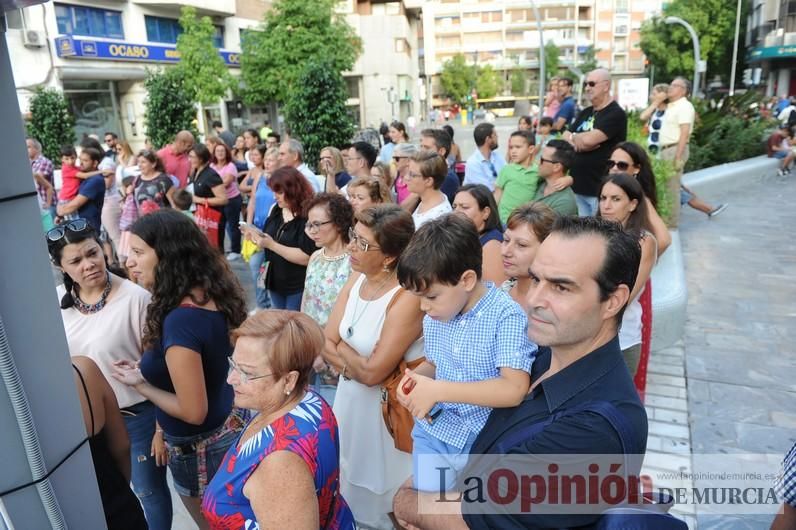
[729,0,743,96]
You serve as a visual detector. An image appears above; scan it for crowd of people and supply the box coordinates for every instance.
[29,67,771,530]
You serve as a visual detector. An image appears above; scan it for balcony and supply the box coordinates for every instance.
[131,0,236,17]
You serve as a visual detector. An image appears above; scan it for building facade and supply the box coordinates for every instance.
[418,0,662,109]
[747,0,796,96]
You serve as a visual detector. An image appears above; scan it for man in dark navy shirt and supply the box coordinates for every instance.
[394,216,648,529]
[56,147,106,233]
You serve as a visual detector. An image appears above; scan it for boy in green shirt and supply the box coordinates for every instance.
[494,130,539,224]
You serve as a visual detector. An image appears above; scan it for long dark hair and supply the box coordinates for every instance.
[599,172,651,235]
[46,224,126,309]
[130,209,247,347]
[456,184,502,234]
[613,142,658,209]
[268,166,314,216]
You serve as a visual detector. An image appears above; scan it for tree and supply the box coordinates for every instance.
[576,45,600,75]
[240,0,361,105]
[26,87,75,166]
[284,60,355,171]
[543,41,561,83]
[476,65,501,100]
[144,68,198,149]
[175,6,234,104]
[639,0,749,89]
[440,54,477,104]
[510,69,527,96]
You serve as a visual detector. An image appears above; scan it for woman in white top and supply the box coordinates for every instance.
[322,205,424,529]
[46,220,173,530]
[406,150,452,229]
[598,173,657,377]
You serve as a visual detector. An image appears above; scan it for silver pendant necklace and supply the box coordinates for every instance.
[346,273,393,339]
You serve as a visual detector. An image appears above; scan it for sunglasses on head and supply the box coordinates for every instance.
[46,219,90,242]
[605,160,632,171]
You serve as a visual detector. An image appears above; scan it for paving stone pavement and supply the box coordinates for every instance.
[677,168,796,529]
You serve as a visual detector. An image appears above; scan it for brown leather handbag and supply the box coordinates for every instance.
[380,356,425,453]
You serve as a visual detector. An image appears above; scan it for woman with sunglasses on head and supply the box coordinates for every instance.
[606,141,671,255]
[249,166,316,311]
[47,220,173,529]
[301,193,355,405]
[113,209,248,529]
[322,205,424,529]
[639,84,670,155]
[598,173,658,377]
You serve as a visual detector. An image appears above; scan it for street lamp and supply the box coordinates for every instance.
[729,0,743,96]
[664,16,703,97]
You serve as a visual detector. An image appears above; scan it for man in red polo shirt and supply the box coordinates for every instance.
[157,130,194,187]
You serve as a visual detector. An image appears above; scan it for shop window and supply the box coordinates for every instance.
[55,4,124,39]
[145,15,224,48]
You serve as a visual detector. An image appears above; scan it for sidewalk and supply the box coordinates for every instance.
[680,168,796,529]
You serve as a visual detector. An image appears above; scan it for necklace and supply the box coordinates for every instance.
[346,273,394,339]
[73,272,112,314]
[321,247,348,262]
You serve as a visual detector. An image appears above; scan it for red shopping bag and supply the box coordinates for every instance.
[195,204,221,249]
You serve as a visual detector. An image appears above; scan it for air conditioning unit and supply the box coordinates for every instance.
[23,30,46,48]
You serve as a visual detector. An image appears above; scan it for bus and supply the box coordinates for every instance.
[475,96,539,118]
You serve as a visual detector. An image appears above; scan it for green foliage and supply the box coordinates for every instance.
[144,68,198,150]
[26,87,75,166]
[240,0,361,105]
[626,114,674,223]
[440,54,477,104]
[576,45,599,75]
[543,41,561,83]
[510,69,527,96]
[639,0,748,87]
[175,6,234,104]
[685,91,771,171]
[476,65,501,100]
[285,60,355,172]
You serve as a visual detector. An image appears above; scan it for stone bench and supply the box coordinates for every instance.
[650,155,780,351]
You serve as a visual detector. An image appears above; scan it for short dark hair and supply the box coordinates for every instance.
[354,205,415,270]
[538,117,554,128]
[398,213,482,292]
[442,124,455,141]
[212,120,223,128]
[104,132,118,140]
[411,150,447,189]
[190,143,211,165]
[455,184,502,235]
[421,128,452,158]
[80,137,103,152]
[474,123,495,147]
[172,188,193,211]
[545,139,575,172]
[550,216,641,325]
[509,130,535,146]
[390,121,410,142]
[303,192,355,243]
[519,116,533,128]
[506,202,556,243]
[351,141,378,169]
[244,129,261,143]
[81,147,103,163]
[60,145,77,157]
[559,77,574,88]
[267,131,281,143]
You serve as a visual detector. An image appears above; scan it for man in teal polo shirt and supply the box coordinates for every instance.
[494,130,539,224]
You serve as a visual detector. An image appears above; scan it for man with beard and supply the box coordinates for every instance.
[463,123,505,191]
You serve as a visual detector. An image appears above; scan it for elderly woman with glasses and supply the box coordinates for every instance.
[201,310,355,529]
[392,143,418,206]
[322,205,424,529]
[47,220,173,529]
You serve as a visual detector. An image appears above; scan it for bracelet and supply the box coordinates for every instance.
[155,428,163,434]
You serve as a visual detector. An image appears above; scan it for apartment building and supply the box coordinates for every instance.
[6,0,422,150]
[419,0,662,106]
[747,0,796,96]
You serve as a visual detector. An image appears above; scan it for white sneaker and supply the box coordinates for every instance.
[226,252,242,261]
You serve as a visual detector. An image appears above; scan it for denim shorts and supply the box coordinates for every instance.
[773,150,788,160]
[164,427,240,497]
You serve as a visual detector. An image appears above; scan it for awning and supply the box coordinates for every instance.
[58,66,148,81]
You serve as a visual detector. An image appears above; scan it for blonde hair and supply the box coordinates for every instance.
[320,146,345,174]
[348,176,392,205]
[231,310,324,390]
[371,161,394,189]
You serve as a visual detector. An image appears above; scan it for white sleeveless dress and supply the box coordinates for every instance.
[333,275,425,529]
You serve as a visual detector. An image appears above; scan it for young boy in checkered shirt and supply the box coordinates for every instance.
[396,213,537,492]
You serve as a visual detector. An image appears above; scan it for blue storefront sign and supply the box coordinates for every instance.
[54,35,240,67]
[748,45,796,63]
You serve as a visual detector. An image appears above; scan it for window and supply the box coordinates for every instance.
[612,53,627,71]
[481,11,502,23]
[614,0,629,13]
[6,9,24,30]
[145,16,223,47]
[613,37,627,52]
[55,4,123,39]
[614,14,629,36]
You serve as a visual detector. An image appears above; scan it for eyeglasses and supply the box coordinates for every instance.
[227,357,275,384]
[47,219,90,242]
[392,156,406,162]
[348,227,381,252]
[539,157,559,165]
[605,160,632,171]
[305,220,333,233]
[406,171,425,180]
[583,80,606,88]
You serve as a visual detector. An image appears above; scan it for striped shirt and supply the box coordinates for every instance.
[778,442,796,507]
[419,284,537,449]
